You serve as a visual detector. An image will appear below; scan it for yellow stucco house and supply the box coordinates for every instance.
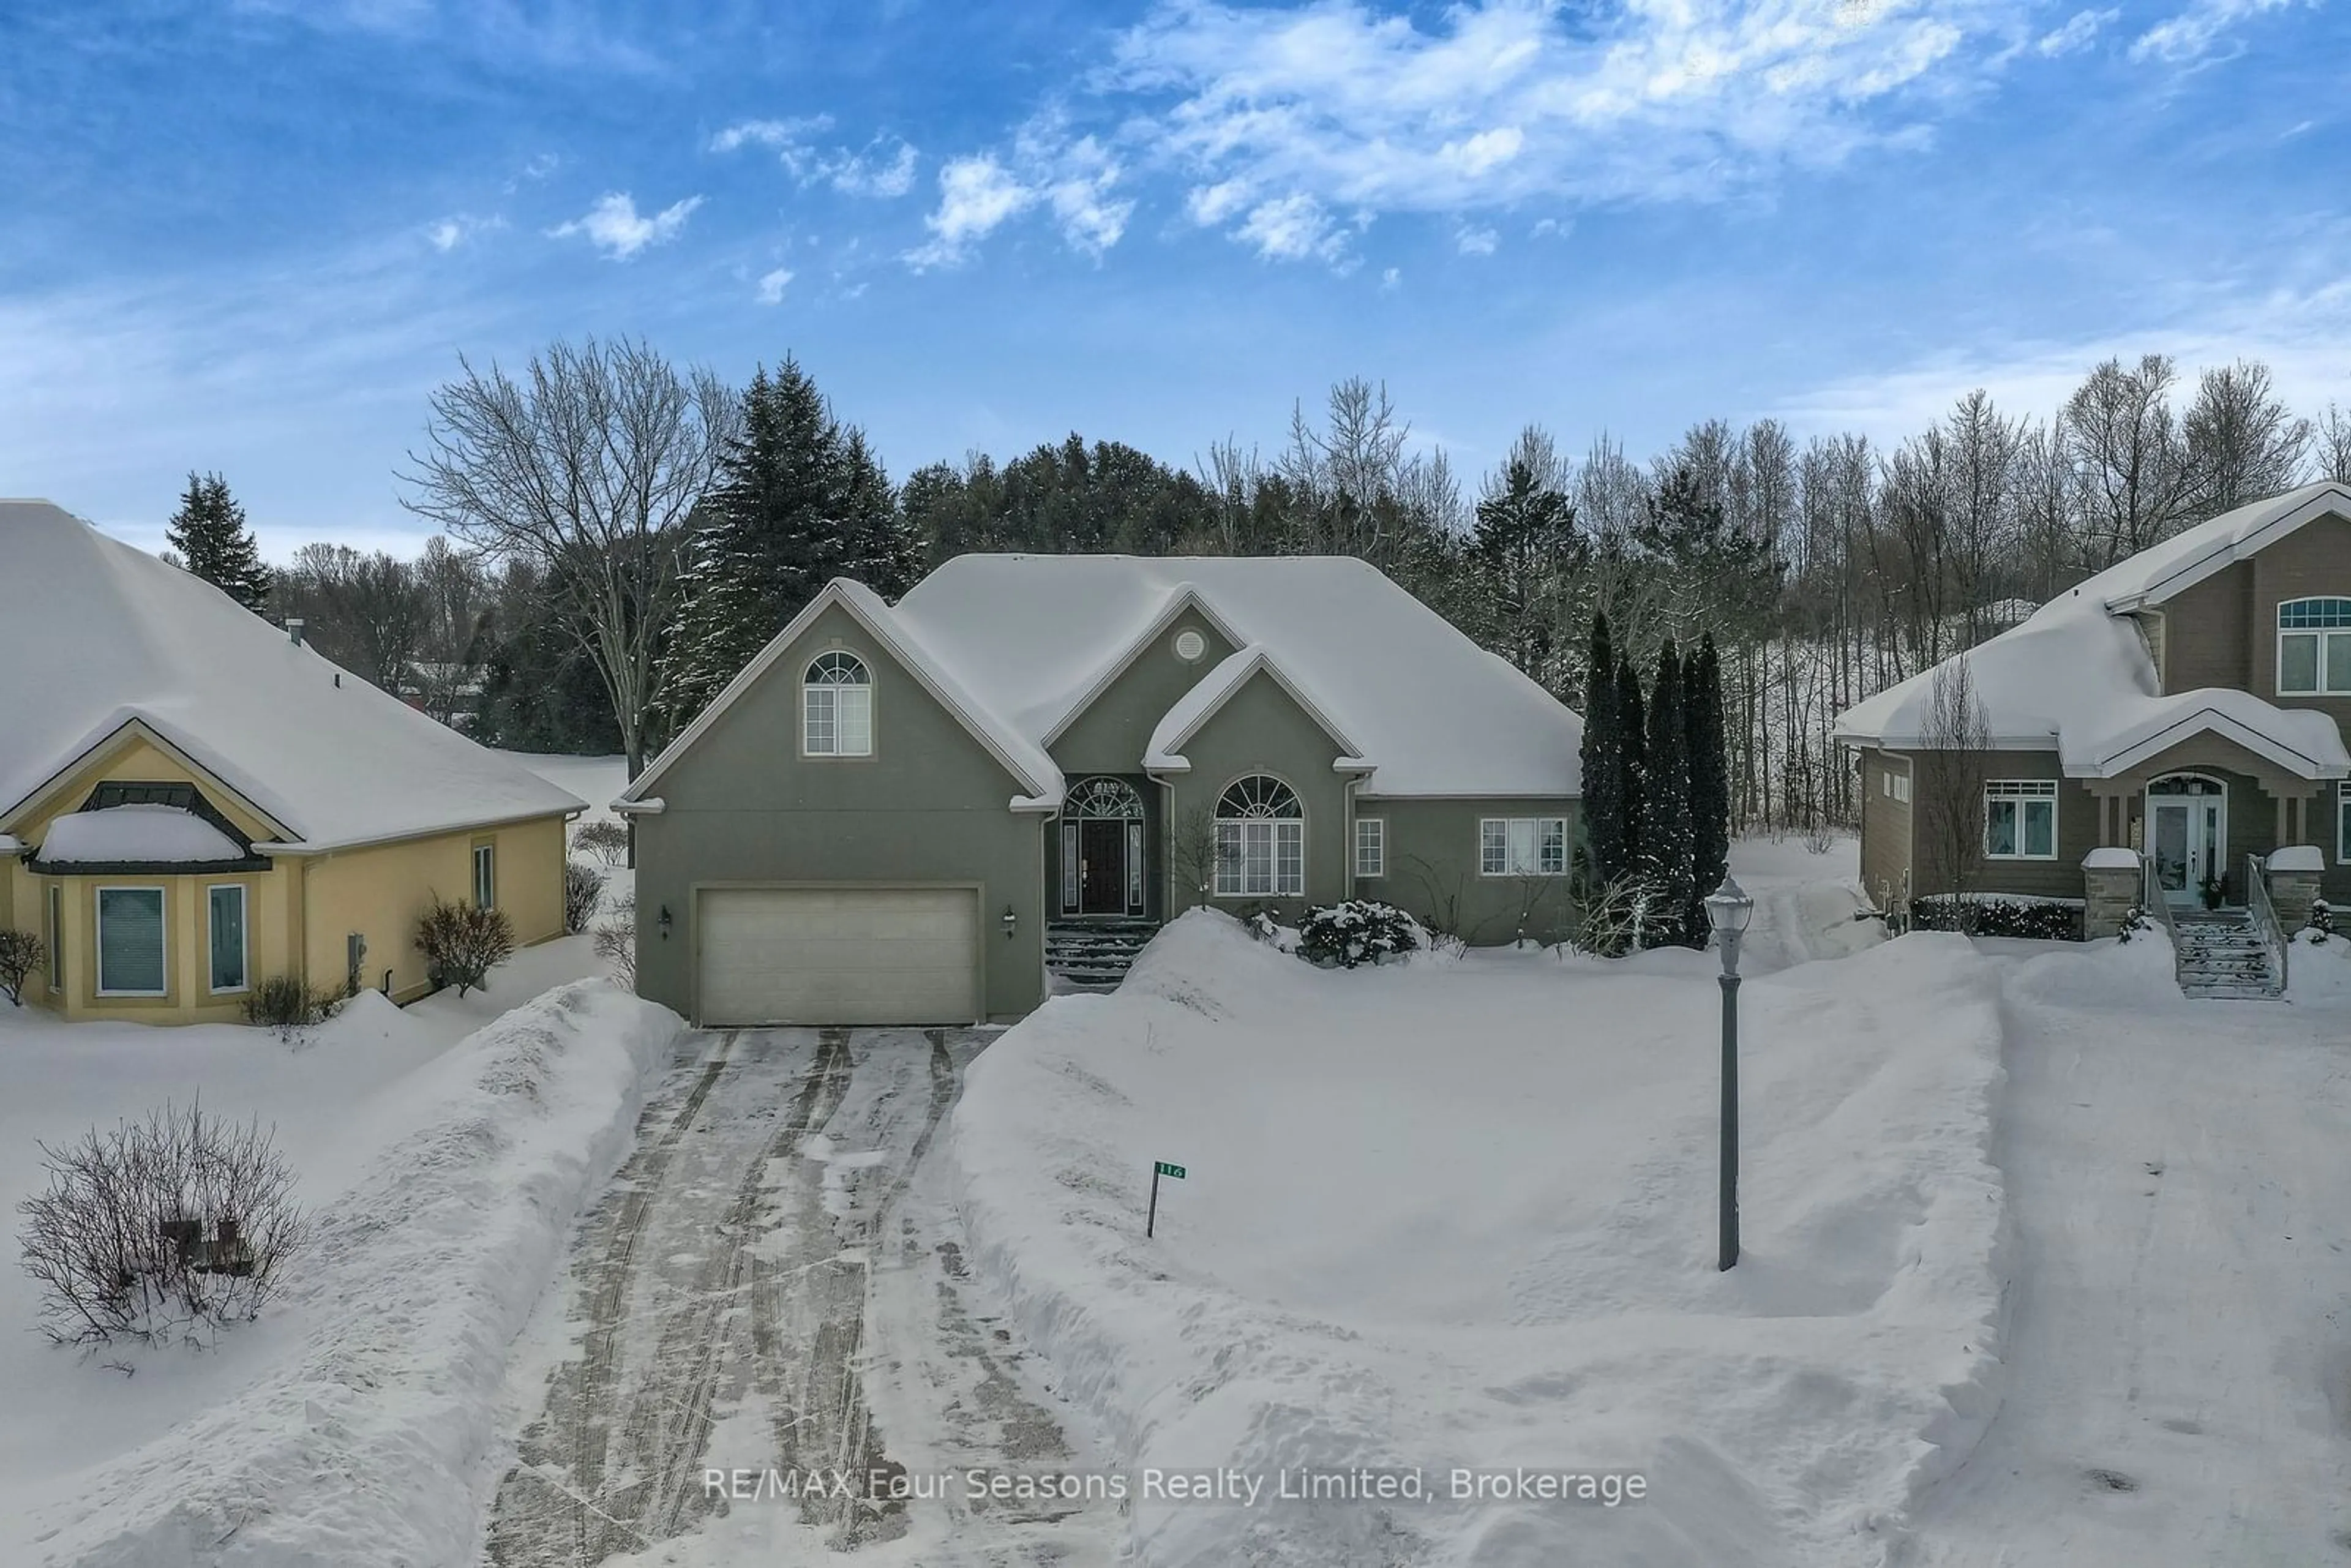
[0,500,584,1024]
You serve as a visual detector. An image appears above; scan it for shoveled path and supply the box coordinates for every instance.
[481,1026,1120,1566]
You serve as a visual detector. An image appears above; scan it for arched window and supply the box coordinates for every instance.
[803,651,873,756]
[2278,598,2351,696]
[1067,778,1145,819]
[1215,775,1303,897]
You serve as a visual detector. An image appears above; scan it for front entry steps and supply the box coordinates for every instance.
[1046,918,1160,990]
[2172,909,2282,1000]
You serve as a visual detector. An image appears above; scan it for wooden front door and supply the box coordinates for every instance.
[1077,819,1128,915]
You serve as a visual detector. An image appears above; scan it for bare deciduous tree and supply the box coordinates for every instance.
[400,336,736,777]
[2314,402,2351,486]
[2183,358,2313,514]
[1915,654,1992,930]
[2063,354,2194,567]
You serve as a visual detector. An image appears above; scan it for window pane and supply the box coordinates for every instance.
[2023,801,2055,858]
[837,686,874,754]
[99,889,165,994]
[2341,787,2351,865]
[1480,820,1506,875]
[1062,824,1081,908]
[805,686,836,752]
[474,846,495,909]
[1355,819,1382,877]
[1214,822,1243,895]
[209,887,246,991]
[1277,822,1304,894]
[2282,632,2319,692]
[1245,821,1273,894]
[1540,819,1567,874]
[2328,633,2351,694]
[1985,800,2017,857]
[1507,819,1538,874]
[47,887,62,990]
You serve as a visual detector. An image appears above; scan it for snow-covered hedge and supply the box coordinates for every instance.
[1913,894,2083,941]
[1295,899,1419,968]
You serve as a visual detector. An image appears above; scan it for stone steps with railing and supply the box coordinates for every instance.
[1046,918,1161,989]
[2170,909,2282,999]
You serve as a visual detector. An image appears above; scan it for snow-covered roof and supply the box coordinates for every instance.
[623,579,1064,812]
[0,501,585,849]
[893,555,1582,798]
[2074,479,2351,609]
[1143,645,1370,775]
[37,804,249,865]
[1835,484,2351,782]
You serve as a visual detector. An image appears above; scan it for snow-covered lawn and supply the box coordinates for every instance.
[498,750,628,828]
[947,895,2009,1565]
[0,765,667,1568]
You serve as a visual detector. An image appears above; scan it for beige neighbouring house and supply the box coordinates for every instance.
[0,500,583,1023]
[1835,480,2351,958]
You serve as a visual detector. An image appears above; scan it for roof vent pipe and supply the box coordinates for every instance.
[287,617,306,647]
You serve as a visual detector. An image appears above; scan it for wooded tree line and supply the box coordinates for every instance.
[169,339,2351,830]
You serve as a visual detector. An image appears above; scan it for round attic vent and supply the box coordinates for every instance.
[1173,629,1207,662]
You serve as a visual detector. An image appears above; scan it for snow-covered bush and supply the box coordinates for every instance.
[593,893,637,986]
[242,974,344,1040]
[416,896,515,998]
[571,819,629,865]
[17,1101,310,1347]
[1296,901,1419,969]
[0,928,45,1005]
[564,860,607,934]
[1912,894,2083,941]
[2115,904,2156,943]
[2306,898,2334,945]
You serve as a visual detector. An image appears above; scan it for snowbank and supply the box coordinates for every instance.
[947,912,2008,1566]
[13,981,679,1567]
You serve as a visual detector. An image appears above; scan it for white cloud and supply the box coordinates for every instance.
[906,156,1037,268]
[1379,265,1403,292]
[424,212,502,252]
[1235,193,1347,263]
[1109,0,2047,260]
[2129,0,2304,64]
[1455,223,1499,256]
[548,192,704,260]
[712,116,920,198]
[2033,8,2117,56]
[904,123,1134,268]
[756,266,794,304]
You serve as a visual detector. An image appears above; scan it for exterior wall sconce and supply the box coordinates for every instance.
[1002,905,1018,939]
[658,904,673,940]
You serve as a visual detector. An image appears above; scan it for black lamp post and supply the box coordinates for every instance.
[1704,875,1754,1272]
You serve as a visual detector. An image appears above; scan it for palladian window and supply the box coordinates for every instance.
[1215,776,1303,897]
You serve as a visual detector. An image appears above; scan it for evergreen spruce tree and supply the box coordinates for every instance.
[165,471,272,612]
[1685,634,1733,938]
[1638,641,1695,948]
[1578,613,1622,885]
[662,359,894,728]
[1615,651,1647,883]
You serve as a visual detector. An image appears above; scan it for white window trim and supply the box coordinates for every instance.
[802,651,876,758]
[95,884,168,999]
[207,883,250,996]
[2338,781,2351,866]
[2276,599,2351,697]
[1213,819,1305,898]
[1479,817,1570,877]
[47,884,63,992]
[473,843,497,910]
[1354,817,1385,879]
[1982,780,2060,861]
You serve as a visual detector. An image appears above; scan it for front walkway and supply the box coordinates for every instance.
[1896,953,2351,1564]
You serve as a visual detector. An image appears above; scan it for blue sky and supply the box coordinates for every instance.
[3,0,2345,558]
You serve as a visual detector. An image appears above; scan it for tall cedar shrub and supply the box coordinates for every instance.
[1640,641,1696,947]
[1578,613,1623,885]
[165,472,272,612]
[1615,651,1647,879]
[1685,634,1732,931]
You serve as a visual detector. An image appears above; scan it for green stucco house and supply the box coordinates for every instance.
[617,553,1585,1026]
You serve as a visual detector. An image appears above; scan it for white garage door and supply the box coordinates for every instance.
[697,887,981,1026]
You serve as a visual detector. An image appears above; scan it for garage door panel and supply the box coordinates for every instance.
[697,887,981,1026]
